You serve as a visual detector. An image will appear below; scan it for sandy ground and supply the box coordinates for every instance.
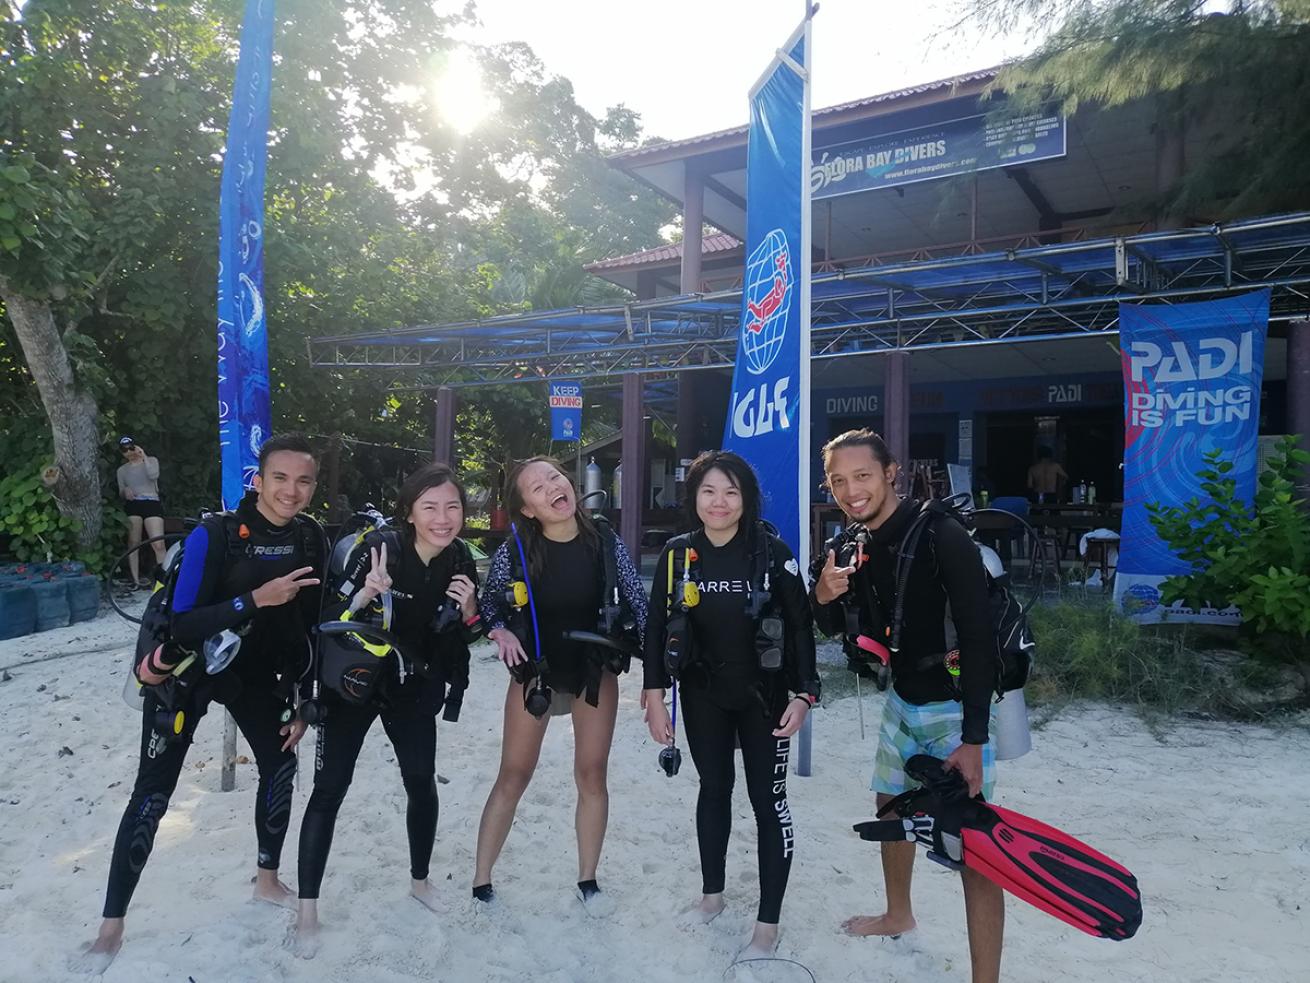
[1,605,1308,983]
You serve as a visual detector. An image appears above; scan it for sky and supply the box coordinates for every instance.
[465,0,1042,142]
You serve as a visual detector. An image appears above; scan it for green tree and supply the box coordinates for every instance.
[964,1,1310,220]
[2,0,672,547]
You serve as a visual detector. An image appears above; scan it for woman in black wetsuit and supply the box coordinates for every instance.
[293,464,481,958]
[473,456,647,910]
[642,451,820,960]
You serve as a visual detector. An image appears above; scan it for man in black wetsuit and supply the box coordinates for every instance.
[810,429,1003,983]
[78,434,323,973]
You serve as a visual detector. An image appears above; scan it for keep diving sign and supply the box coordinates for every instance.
[550,381,583,442]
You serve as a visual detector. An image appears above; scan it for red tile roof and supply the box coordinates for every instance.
[584,233,741,272]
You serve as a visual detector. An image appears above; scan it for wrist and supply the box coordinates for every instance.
[794,692,818,707]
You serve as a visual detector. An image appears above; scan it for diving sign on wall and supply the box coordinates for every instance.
[810,112,1066,200]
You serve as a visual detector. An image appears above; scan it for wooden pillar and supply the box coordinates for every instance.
[885,352,910,493]
[1289,318,1310,495]
[433,386,457,466]
[676,169,705,492]
[680,166,704,295]
[1154,92,1186,230]
[620,373,647,559]
[676,373,699,479]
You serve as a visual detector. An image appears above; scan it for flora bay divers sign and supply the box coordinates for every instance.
[811,112,1066,200]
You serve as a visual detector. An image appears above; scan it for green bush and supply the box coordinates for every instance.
[1148,435,1310,682]
[0,417,127,574]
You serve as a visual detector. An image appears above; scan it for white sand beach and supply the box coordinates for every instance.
[1,608,1307,982]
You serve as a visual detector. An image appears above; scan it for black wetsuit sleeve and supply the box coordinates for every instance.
[808,535,849,637]
[641,546,673,690]
[478,542,512,632]
[934,519,994,745]
[772,539,820,699]
[613,536,648,642]
[169,522,253,644]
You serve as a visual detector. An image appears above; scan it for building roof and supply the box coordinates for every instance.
[609,68,1000,166]
[583,233,741,273]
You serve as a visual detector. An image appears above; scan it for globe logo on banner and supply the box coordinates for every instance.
[742,228,793,375]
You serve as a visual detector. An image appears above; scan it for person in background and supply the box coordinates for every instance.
[116,436,167,588]
[1025,447,1067,505]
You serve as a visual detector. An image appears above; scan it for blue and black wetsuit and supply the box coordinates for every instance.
[100,493,322,919]
[296,533,480,900]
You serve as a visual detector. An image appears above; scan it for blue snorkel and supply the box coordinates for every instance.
[510,521,551,718]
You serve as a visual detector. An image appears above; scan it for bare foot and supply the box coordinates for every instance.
[841,912,916,937]
[682,893,725,925]
[290,902,320,960]
[735,921,779,961]
[71,920,123,975]
[252,871,297,910]
[411,878,441,913]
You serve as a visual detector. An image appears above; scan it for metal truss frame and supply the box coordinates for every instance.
[309,213,1310,389]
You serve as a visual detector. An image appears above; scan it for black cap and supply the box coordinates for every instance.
[118,435,135,448]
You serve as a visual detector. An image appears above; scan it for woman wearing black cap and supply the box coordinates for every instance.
[116,436,166,588]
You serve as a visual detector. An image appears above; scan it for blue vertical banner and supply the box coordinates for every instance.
[216,0,275,509]
[1113,289,1270,624]
[549,380,583,441]
[722,13,813,573]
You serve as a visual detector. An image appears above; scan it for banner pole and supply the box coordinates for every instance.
[796,10,815,778]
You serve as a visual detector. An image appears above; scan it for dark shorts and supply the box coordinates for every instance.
[125,499,164,520]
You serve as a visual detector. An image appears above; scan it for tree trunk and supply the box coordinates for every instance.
[0,278,103,551]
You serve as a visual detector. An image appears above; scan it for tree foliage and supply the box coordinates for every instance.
[967,1,1310,217]
[0,0,672,547]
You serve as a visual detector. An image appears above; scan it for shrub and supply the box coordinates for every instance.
[1148,435,1310,687]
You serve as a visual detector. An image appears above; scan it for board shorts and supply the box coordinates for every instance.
[872,688,996,800]
[125,499,164,520]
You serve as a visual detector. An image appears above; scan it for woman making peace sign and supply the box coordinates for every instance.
[293,464,481,957]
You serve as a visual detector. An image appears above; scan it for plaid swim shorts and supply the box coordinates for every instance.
[871,688,995,799]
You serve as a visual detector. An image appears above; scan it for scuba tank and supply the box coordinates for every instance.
[584,458,603,500]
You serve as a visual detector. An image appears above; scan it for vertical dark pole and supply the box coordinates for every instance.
[433,386,457,467]
[324,433,342,522]
[885,352,910,493]
[621,373,647,560]
[676,164,707,496]
[1288,318,1310,496]
[680,165,704,295]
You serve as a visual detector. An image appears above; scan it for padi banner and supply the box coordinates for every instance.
[1114,289,1270,624]
[723,17,812,570]
[549,381,583,441]
[811,112,1065,200]
[216,0,275,510]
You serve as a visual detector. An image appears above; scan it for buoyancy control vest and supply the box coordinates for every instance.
[127,508,325,742]
[661,521,788,680]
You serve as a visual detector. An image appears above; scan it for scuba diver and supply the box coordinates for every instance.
[473,456,646,912]
[642,451,820,961]
[811,428,1003,983]
[77,434,324,974]
[292,463,480,958]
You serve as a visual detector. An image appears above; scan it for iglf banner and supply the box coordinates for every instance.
[1113,289,1270,624]
[722,15,813,572]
